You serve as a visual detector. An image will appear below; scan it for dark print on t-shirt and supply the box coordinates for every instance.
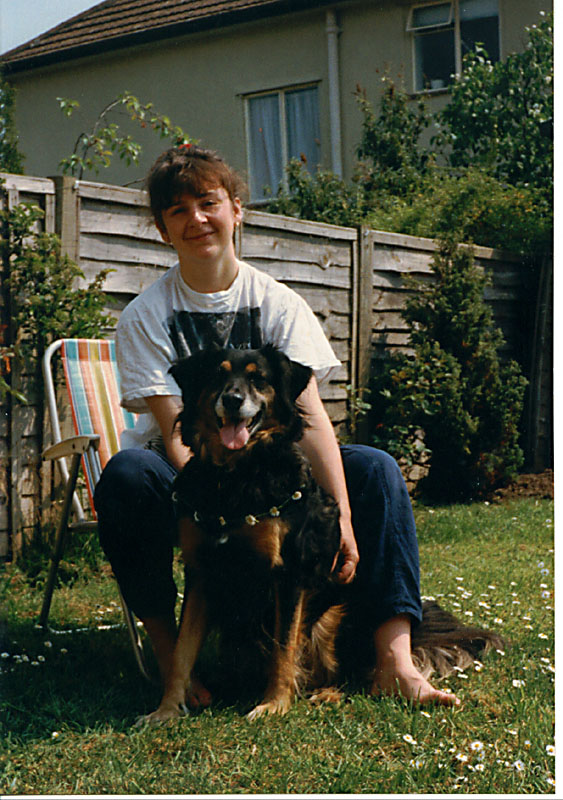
[166,307,264,358]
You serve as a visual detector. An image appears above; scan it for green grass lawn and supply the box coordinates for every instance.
[0,496,555,795]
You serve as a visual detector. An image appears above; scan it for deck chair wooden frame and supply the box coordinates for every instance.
[40,338,153,682]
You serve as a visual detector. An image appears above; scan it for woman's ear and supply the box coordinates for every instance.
[232,197,243,227]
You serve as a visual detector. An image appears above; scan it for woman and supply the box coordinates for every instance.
[95,144,459,708]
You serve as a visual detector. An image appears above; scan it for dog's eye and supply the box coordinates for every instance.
[249,371,267,388]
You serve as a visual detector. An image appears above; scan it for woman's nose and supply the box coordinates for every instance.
[189,206,207,224]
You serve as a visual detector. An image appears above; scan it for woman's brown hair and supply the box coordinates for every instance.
[146,145,246,228]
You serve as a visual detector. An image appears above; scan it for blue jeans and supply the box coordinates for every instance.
[94,445,422,628]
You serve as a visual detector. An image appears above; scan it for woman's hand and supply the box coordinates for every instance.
[333,515,359,584]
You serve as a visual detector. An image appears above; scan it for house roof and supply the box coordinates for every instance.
[1,0,335,73]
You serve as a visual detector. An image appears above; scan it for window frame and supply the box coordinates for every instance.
[408,0,500,93]
[244,81,321,204]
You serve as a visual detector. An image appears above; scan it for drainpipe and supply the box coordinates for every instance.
[326,9,343,177]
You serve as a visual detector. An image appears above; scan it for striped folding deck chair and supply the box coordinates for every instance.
[40,338,153,681]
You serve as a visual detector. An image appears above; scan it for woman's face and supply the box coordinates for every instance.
[157,185,242,267]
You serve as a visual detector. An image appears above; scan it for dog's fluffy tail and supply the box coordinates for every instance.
[411,601,505,680]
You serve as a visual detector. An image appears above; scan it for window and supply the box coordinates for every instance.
[245,84,321,202]
[408,0,499,92]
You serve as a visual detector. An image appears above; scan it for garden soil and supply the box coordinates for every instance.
[491,469,554,502]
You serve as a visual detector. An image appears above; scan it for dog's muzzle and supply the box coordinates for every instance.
[215,390,264,450]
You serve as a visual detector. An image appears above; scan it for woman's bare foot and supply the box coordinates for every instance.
[371,613,460,706]
[371,662,460,705]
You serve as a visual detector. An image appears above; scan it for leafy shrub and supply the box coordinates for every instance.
[4,202,114,355]
[1,200,114,402]
[267,158,366,227]
[268,13,552,259]
[364,167,551,257]
[371,239,527,501]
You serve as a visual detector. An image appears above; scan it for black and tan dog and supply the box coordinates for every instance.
[143,345,503,724]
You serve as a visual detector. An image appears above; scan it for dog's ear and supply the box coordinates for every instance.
[169,349,226,446]
[261,344,312,402]
[169,355,201,403]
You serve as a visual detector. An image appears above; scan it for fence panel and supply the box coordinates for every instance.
[77,181,176,317]
[240,210,358,429]
[367,229,528,365]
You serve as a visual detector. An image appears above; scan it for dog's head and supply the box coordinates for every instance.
[170,345,312,463]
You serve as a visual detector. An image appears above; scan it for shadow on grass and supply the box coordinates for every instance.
[0,619,262,743]
[1,620,161,738]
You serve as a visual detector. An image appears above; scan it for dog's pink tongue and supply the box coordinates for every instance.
[220,422,250,450]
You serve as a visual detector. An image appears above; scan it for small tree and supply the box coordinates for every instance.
[354,79,430,198]
[58,92,193,179]
[433,12,553,194]
[371,238,527,502]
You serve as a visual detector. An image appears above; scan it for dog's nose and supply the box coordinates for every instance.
[222,390,244,415]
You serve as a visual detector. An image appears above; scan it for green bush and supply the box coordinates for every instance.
[1,200,114,402]
[269,70,550,256]
[4,202,114,355]
[268,158,366,227]
[269,13,552,259]
[364,167,551,257]
[371,239,527,501]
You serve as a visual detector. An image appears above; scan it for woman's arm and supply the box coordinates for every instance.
[145,394,192,471]
[297,376,359,584]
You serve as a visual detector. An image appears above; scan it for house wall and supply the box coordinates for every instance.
[7,0,550,189]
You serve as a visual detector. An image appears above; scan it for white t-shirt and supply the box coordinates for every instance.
[117,260,341,449]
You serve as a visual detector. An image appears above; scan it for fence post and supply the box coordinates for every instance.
[51,175,80,263]
[354,226,374,442]
[356,227,374,388]
[526,255,553,470]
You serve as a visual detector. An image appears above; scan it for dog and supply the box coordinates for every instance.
[142,345,503,724]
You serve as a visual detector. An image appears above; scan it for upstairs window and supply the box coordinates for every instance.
[408,0,499,92]
[245,84,321,202]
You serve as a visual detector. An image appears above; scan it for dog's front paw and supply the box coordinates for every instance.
[135,701,188,727]
[246,697,292,721]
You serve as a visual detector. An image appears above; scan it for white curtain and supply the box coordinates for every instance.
[248,93,283,200]
[285,86,321,171]
[247,85,321,201]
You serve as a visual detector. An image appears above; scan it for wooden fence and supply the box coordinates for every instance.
[0,174,552,557]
